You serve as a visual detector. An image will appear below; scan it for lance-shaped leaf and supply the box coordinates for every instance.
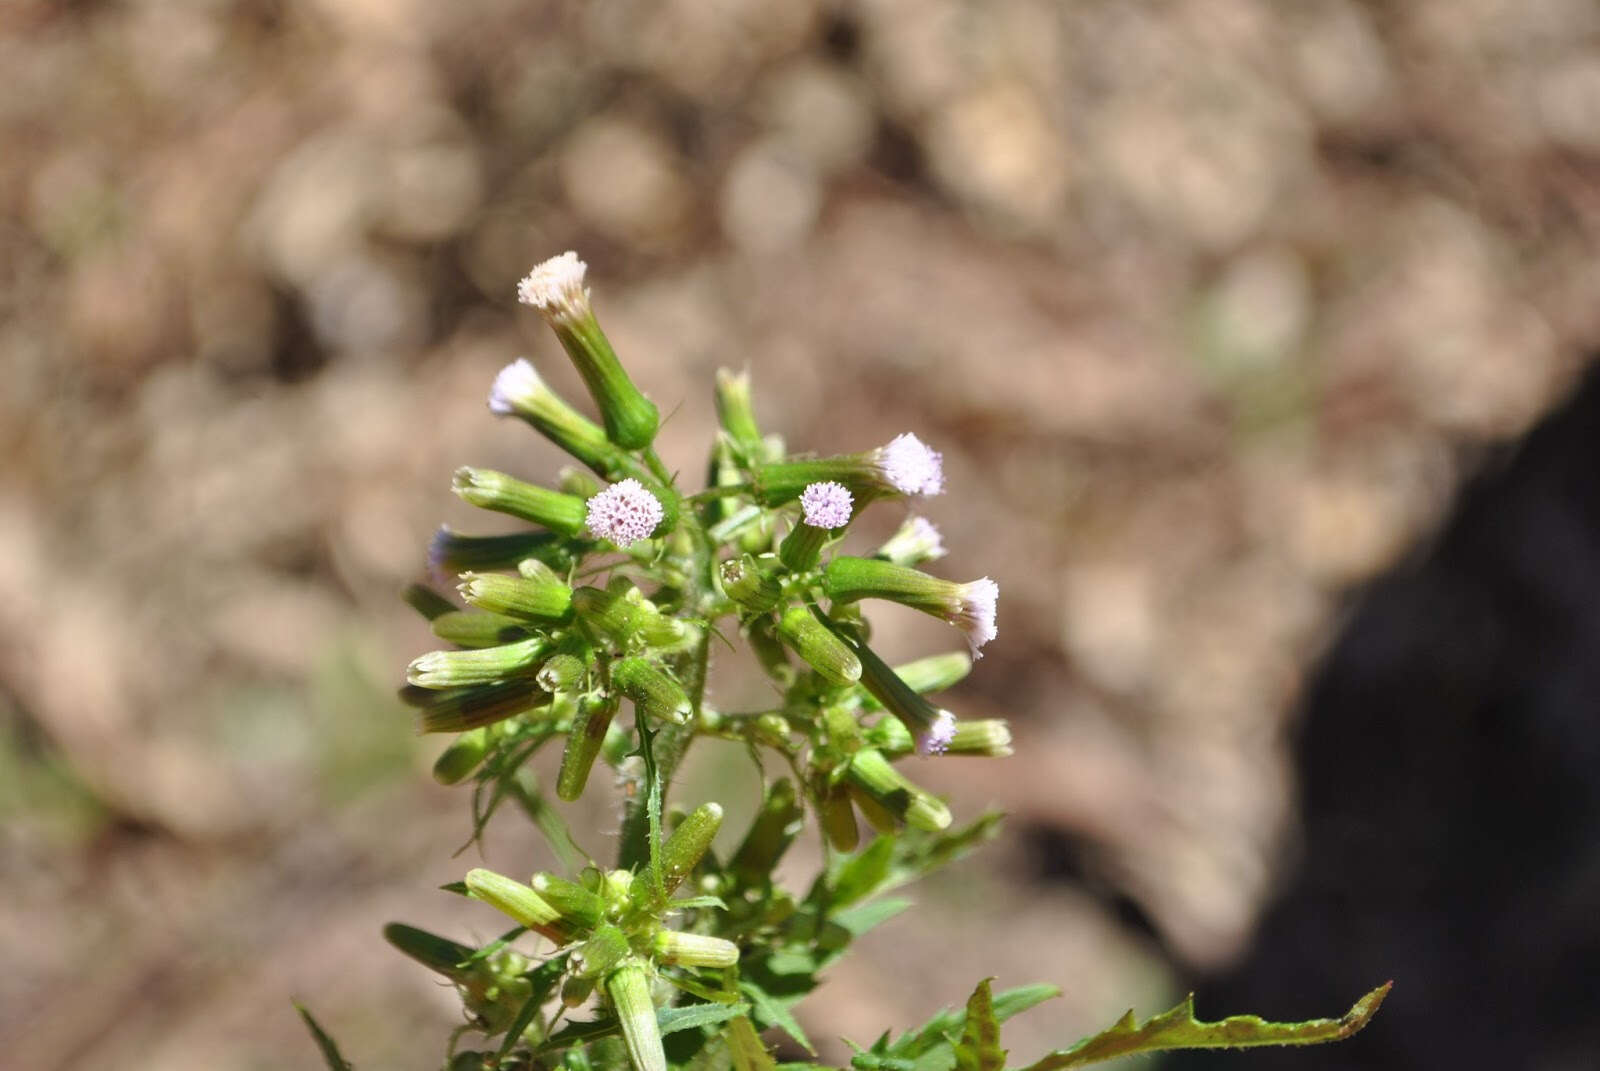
[953,980,1004,1071]
[1020,983,1391,1071]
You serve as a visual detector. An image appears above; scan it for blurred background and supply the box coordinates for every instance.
[6,1,1600,1068]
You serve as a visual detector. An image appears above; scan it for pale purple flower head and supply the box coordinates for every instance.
[585,478,664,546]
[517,251,590,325]
[800,481,853,529]
[919,710,958,756]
[427,524,454,582]
[488,358,543,416]
[878,515,946,566]
[952,577,998,658]
[873,432,944,496]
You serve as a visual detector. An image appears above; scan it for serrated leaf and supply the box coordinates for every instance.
[880,983,1061,1066]
[1021,983,1392,1071]
[990,985,1059,1025]
[741,979,816,1054]
[726,1015,778,1071]
[660,1002,751,1036]
[294,1002,353,1071]
[953,980,1004,1071]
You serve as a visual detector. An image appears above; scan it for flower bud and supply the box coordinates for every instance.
[847,783,900,835]
[432,727,491,785]
[453,467,589,537]
[383,922,475,979]
[464,868,570,943]
[430,610,533,649]
[714,368,763,453]
[408,637,549,689]
[558,693,619,801]
[945,718,1013,757]
[612,658,691,725]
[577,923,632,979]
[745,617,793,683]
[605,961,667,1071]
[655,802,723,898]
[845,749,951,831]
[774,606,861,686]
[819,780,860,852]
[752,713,792,749]
[415,680,553,734]
[729,777,802,884]
[572,585,640,647]
[519,253,659,450]
[530,872,605,931]
[652,930,739,968]
[536,653,588,693]
[487,357,620,474]
[720,554,782,613]
[875,515,947,567]
[459,571,574,623]
[559,467,603,499]
[851,641,954,756]
[890,651,972,695]
[561,973,596,1008]
[430,525,573,578]
[823,557,997,658]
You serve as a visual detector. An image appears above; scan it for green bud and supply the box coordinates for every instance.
[612,658,691,725]
[452,467,589,536]
[946,718,1013,757]
[819,781,860,852]
[752,713,792,749]
[459,571,574,623]
[531,872,605,931]
[403,583,457,621]
[577,923,632,979]
[775,606,861,686]
[874,515,948,567]
[536,653,588,693]
[464,868,570,943]
[714,368,763,453]
[429,609,532,648]
[383,922,475,979]
[848,782,900,835]
[415,680,553,733]
[558,693,619,801]
[408,637,548,689]
[605,960,667,1071]
[653,930,739,968]
[559,466,603,499]
[488,357,622,475]
[729,778,801,884]
[561,973,596,1008]
[720,554,781,613]
[656,802,723,897]
[430,525,573,576]
[432,728,491,785]
[573,585,643,647]
[852,639,948,747]
[891,651,972,695]
[845,749,951,831]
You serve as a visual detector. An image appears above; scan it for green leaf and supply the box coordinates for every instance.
[882,813,1003,894]
[726,1015,778,1071]
[990,985,1059,1025]
[830,836,895,907]
[294,1002,353,1071]
[1021,983,1392,1071]
[670,895,730,911]
[831,898,912,939]
[660,1002,752,1036]
[953,980,1004,1071]
[741,979,816,1055]
[509,766,589,873]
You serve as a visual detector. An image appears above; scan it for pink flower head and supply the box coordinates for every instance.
[800,481,853,529]
[517,251,590,325]
[952,577,998,658]
[488,358,542,416]
[585,478,664,546]
[919,710,958,756]
[873,433,944,496]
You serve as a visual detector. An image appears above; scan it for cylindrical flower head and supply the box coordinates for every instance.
[823,557,997,658]
[875,515,948,567]
[518,253,659,450]
[611,657,691,725]
[775,606,861,686]
[655,802,723,898]
[851,639,955,756]
[530,872,605,931]
[720,554,782,613]
[819,780,860,852]
[919,710,958,756]
[408,636,549,689]
[536,653,588,693]
[432,727,491,785]
[653,930,740,968]
[557,693,618,801]
[430,525,573,579]
[729,777,802,885]
[383,922,475,980]
[415,679,554,734]
[487,358,620,474]
[458,571,574,623]
[464,868,571,943]
[845,748,952,831]
[430,610,532,649]
[452,467,589,537]
[605,961,667,1071]
[751,432,945,506]
[714,368,763,453]
[945,718,1013,758]
[586,478,666,547]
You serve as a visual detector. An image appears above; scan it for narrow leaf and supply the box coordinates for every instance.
[494,988,546,1061]
[294,1002,353,1071]
[741,980,816,1055]
[660,1002,752,1036]
[1022,983,1392,1071]
[953,980,1004,1071]
[726,1015,779,1071]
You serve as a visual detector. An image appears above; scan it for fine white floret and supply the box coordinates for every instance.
[879,515,946,565]
[920,710,958,756]
[953,577,998,657]
[800,481,854,529]
[585,478,664,546]
[874,432,945,496]
[488,358,544,416]
[517,251,590,324]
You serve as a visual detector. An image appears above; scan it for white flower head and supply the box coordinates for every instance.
[488,358,544,416]
[873,432,944,496]
[919,710,958,756]
[517,251,590,325]
[953,577,998,658]
[879,515,946,566]
[585,478,664,546]
[800,481,853,529]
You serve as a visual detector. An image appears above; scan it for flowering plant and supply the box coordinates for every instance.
[299,254,1387,1071]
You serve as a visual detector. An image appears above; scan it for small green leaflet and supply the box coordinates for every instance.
[952,981,1004,1071]
[1021,983,1392,1070]
[294,1002,353,1071]
[726,1015,779,1071]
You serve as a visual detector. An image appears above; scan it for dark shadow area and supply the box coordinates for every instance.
[1166,364,1600,1069]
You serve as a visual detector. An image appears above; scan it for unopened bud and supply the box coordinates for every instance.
[464,868,570,943]
[430,610,533,649]
[453,467,589,537]
[604,961,666,1071]
[408,637,549,689]
[537,653,588,693]
[775,606,861,686]
[612,658,691,725]
[720,554,782,613]
[415,679,553,734]
[652,930,739,968]
[655,802,723,899]
[530,873,604,931]
[845,749,951,831]
[729,778,801,884]
[459,571,574,623]
[558,693,619,802]
[432,728,491,785]
[430,525,574,578]
[819,780,860,852]
[714,368,763,453]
